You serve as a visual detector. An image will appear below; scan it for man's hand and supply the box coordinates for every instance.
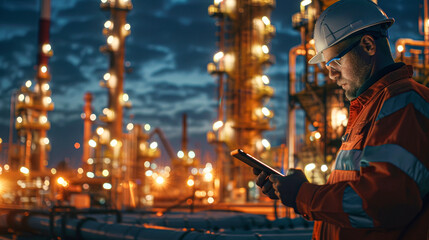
[253,168,278,199]
[254,168,308,212]
[269,169,308,212]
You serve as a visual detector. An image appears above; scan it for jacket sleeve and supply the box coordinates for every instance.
[296,90,429,229]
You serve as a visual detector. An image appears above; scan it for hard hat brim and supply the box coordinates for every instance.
[308,52,324,64]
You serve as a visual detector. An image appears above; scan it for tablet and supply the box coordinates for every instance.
[230,149,285,176]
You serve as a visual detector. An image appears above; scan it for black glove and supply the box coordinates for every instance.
[253,168,278,199]
[269,169,308,212]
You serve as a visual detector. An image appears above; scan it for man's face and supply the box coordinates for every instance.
[323,39,371,101]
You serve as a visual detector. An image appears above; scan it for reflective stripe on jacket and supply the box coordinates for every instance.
[296,65,429,240]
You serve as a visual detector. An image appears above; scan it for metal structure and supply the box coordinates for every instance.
[287,0,351,184]
[207,0,276,202]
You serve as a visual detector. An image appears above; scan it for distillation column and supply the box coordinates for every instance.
[208,0,275,202]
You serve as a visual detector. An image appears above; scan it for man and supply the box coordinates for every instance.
[254,0,429,239]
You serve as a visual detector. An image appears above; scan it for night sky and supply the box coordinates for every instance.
[0,0,423,168]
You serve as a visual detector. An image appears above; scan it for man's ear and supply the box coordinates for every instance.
[360,35,376,56]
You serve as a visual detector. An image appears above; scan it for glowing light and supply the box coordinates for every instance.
[124,23,131,31]
[101,0,107,3]
[40,116,48,124]
[144,161,150,168]
[16,116,23,123]
[145,170,153,176]
[103,183,112,190]
[104,158,111,164]
[191,168,198,175]
[110,139,118,147]
[213,51,224,62]
[187,179,195,187]
[74,142,80,149]
[321,164,328,172]
[89,139,97,148]
[42,43,52,54]
[122,93,129,102]
[151,163,157,169]
[301,0,312,7]
[261,75,270,84]
[83,183,89,190]
[90,114,97,121]
[41,65,47,73]
[42,137,50,145]
[156,176,165,185]
[107,35,114,44]
[262,16,270,25]
[314,131,321,140]
[104,20,113,29]
[96,127,104,135]
[103,73,111,81]
[25,80,32,88]
[214,0,223,5]
[20,166,29,175]
[42,83,50,91]
[87,172,95,178]
[204,172,213,182]
[248,181,255,188]
[77,168,84,174]
[305,163,316,172]
[51,168,57,174]
[126,123,134,131]
[188,151,195,159]
[261,139,271,149]
[18,94,25,102]
[213,120,223,131]
[262,107,271,117]
[397,45,404,53]
[102,169,109,177]
[87,158,94,164]
[4,164,9,171]
[57,177,68,187]
[150,141,158,149]
[309,39,315,45]
[262,45,269,54]
[208,197,214,204]
[144,124,151,131]
[43,96,52,105]
[177,150,184,158]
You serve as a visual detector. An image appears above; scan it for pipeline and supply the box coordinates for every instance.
[0,209,313,240]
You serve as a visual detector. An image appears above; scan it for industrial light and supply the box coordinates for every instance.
[144,161,150,168]
[25,80,32,88]
[18,94,25,102]
[107,35,114,44]
[86,172,95,178]
[145,170,153,176]
[90,114,97,121]
[262,107,271,117]
[104,158,111,164]
[156,176,165,185]
[20,166,29,175]
[42,137,50,145]
[102,169,109,177]
[41,65,48,73]
[204,172,213,182]
[126,123,134,131]
[212,120,223,131]
[103,183,112,190]
[397,45,404,53]
[214,0,223,6]
[261,75,270,84]
[262,16,270,25]
[42,43,52,54]
[177,150,184,158]
[96,127,104,135]
[124,23,131,31]
[42,83,50,91]
[16,116,23,123]
[87,158,94,164]
[305,163,316,172]
[122,93,129,102]
[261,138,271,149]
[262,45,269,54]
[321,164,328,172]
[144,123,151,131]
[77,168,84,174]
[151,163,157,169]
[314,131,321,140]
[187,179,195,187]
[150,141,158,149]
[208,197,214,204]
[40,116,48,124]
[43,96,52,105]
[51,168,57,174]
[104,20,113,29]
[110,139,118,147]
[89,139,97,148]
[213,51,224,62]
[188,151,195,159]
[301,0,312,7]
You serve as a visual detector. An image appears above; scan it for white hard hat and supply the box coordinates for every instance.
[308,0,394,64]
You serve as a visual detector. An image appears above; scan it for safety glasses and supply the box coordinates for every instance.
[325,39,361,72]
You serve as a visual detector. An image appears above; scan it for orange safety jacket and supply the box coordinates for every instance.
[296,64,429,240]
